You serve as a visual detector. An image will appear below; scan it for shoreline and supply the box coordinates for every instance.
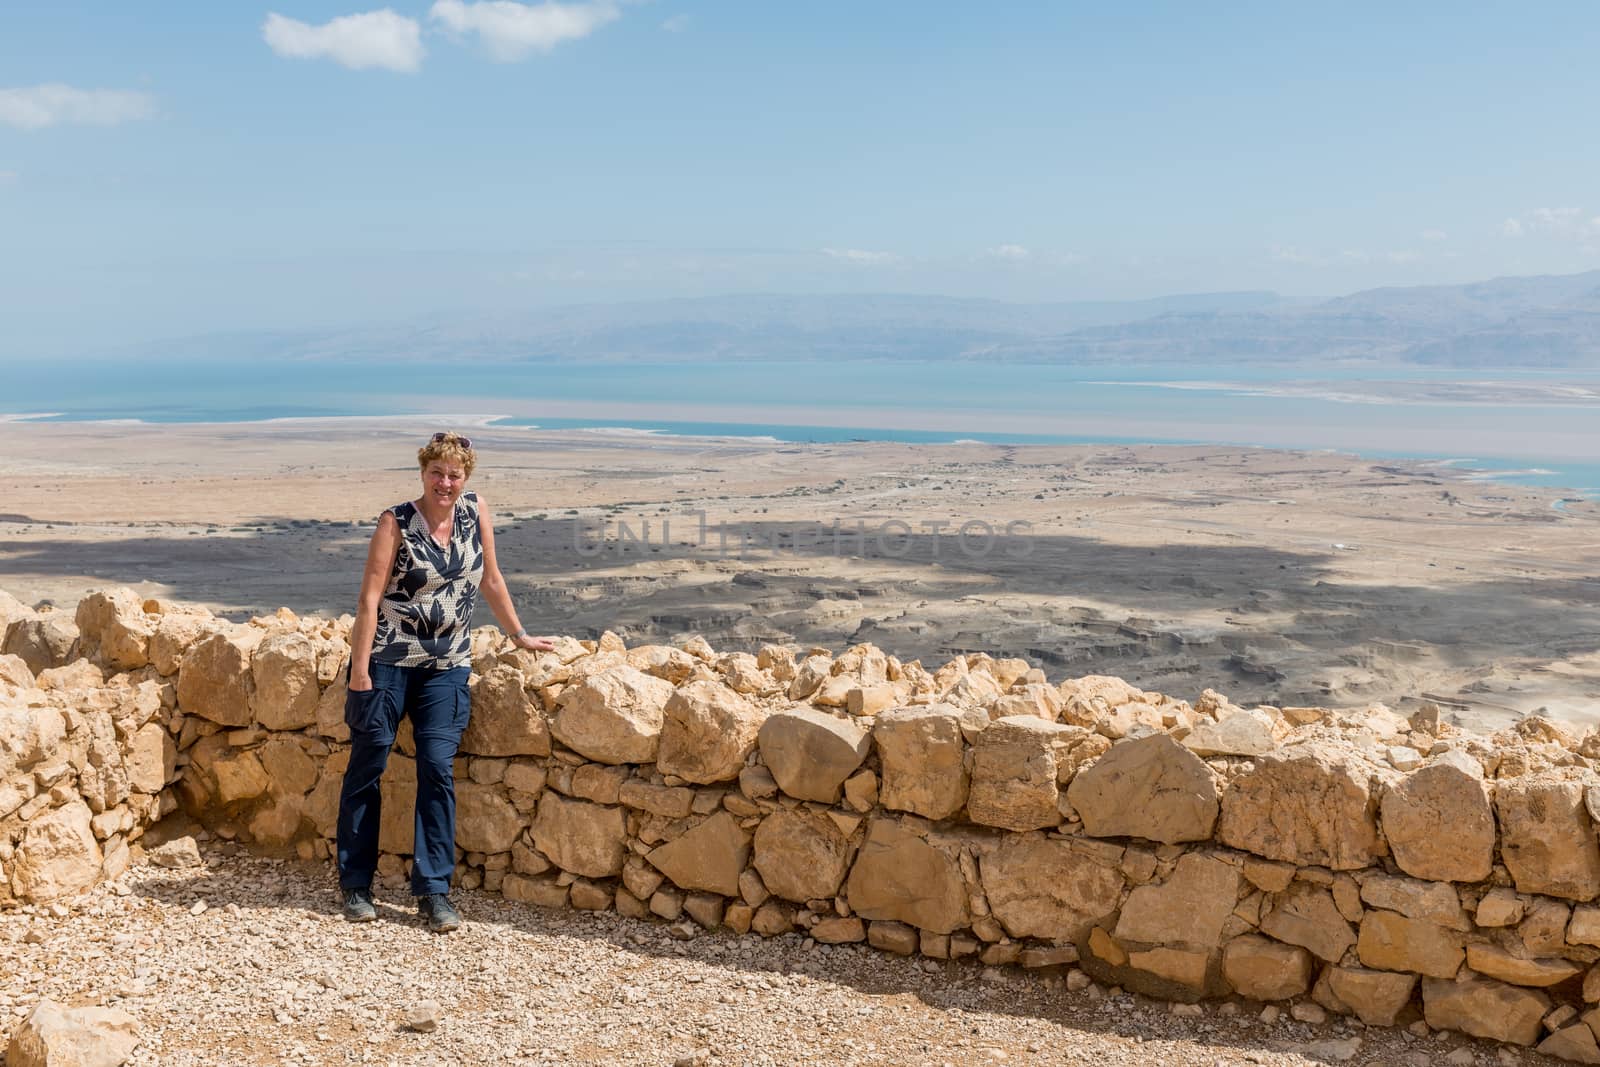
[2,407,1596,498]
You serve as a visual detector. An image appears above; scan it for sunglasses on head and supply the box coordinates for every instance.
[430,432,473,450]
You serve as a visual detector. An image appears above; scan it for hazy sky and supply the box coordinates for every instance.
[3,2,1599,357]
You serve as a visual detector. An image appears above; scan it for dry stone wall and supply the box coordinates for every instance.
[9,587,1600,1061]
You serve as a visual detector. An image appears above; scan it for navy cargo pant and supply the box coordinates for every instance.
[336,661,471,896]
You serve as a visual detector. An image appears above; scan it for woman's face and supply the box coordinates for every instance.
[421,459,469,511]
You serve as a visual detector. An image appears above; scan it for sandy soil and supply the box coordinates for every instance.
[3,418,1599,733]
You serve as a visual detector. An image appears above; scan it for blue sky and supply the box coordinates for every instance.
[2,2,1599,357]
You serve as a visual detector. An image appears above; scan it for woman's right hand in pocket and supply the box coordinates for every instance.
[349,672,374,692]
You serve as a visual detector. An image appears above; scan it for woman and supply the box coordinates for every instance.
[336,431,554,931]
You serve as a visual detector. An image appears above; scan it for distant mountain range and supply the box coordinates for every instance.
[119,269,1600,367]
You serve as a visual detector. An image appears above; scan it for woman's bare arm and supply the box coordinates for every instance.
[349,512,401,690]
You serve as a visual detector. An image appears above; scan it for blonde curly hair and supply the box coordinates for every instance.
[417,432,476,478]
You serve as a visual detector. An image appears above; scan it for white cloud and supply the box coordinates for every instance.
[1420,229,1448,242]
[662,14,690,32]
[0,84,156,130]
[987,243,1031,261]
[262,10,425,72]
[429,1,620,61]
[822,247,898,265]
[1502,208,1600,243]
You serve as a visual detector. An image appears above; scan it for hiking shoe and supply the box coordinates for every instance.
[342,887,377,923]
[418,893,461,933]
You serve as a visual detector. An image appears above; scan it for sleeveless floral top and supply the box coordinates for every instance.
[371,491,485,669]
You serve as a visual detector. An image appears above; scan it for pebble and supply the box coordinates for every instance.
[404,1000,442,1033]
[0,855,1548,1067]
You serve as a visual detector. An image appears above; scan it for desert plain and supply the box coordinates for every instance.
[4,416,1598,734]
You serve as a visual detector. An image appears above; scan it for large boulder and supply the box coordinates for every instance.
[845,818,969,934]
[531,793,628,878]
[74,587,152,671]
[979,834,1124,942]
[177,627,262,727]
[966,716,1074,832]
[757,706,871,803]
[1422,976,1549,1046]
[550,665,674,764]
[646,811,752,897]
[5,999,140,1067]
[1182,707,1278,757]
[656,680,763,784]
[872,704,970,820]
[1379,749,1495,884]
[461,664,550,757]
[250,631,320,731]
[752,808,853,903]
[1495,772,1600,901]
[7,800,103,903]
[1066,733,1218,844]
[1217,740,1384,870]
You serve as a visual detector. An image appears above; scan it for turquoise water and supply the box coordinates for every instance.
[6,357,1600,497]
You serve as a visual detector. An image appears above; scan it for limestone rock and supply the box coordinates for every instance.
[177,628,261,727]
[8,800,103,903]
[1057,675,1145,728]
[757,706,871,803]
[531,793,628,878]
[647,811,752,897]
[1539,1023,1600,1064]
[1379,748,1495,884]
[1421,975,1549,1046]
[1259,883,1356,963]
[147,836,203,869]
[980,834,1125,942]
[872,704,969,820]
[1356,909,1464,979]
[1066,733,1219,844]
[211,749,270,804]
[1217,740,1383,870]
[1222,935,1313,1001]
[1475,887,1526,927]
[454,782,523,853]
[250,632,319,731]
[124,722,177,794]
[461,664,550,757]
[149,612,212,677]
[1114,852,1241,951]
[4,615,79,675]
[75,587,152,672]
[1463,943,1582,987]
[550,665,674,764]
[656,680,764,784]
[1326,966,1418,1026]
[1496,772,1600,901]
[845,817,969,934]
[1357,874,1468,931]
[752,809,852,903]
[312,670,351,743]
[966,716,1074,831]
[5,999,140,1067]
[625,644,698,684]
[1183,708,1278,757]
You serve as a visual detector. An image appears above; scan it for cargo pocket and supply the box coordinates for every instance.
[343,685,378,732]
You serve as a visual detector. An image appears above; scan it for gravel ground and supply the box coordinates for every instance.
[0,847,1568,1067]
